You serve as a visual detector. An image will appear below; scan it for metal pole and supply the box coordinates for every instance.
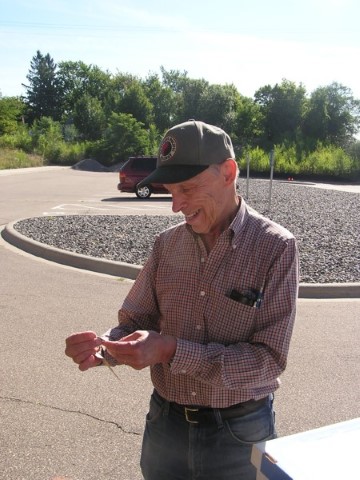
[246,153,250,200]
[268,150,274,213]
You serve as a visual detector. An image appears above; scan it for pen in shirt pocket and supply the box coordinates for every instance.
[226,288,263,308]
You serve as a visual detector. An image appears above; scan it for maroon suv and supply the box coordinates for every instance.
[117,156,169,199]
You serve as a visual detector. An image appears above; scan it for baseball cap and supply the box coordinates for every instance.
[137,120,235,187]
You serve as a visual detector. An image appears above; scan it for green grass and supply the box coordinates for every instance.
[0,148,45,170]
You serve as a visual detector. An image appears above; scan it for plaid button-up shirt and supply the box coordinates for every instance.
[106,198,299,408]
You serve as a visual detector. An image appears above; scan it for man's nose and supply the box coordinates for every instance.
[171,193,186,213]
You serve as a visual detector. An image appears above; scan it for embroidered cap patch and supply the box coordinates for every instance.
[159,136,176,162]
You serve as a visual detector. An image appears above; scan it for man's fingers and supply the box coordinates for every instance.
[65,340,100,358]
[78,354,101,371]
[65,331,97,347]
[71,347,99,365]
[65,332,102,356]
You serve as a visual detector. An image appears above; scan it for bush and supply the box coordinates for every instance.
[0,148,43,169]
[300,144,352,176]
[238,143,357,180]
[1,117,359,178]
[0,125,33,152]
[239,147,270,173]
[45,141,88,165]
[101,113,152,165]
[273,144,301,176]
[31,117,63,157]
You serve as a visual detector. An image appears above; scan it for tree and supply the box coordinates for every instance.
[22,51,62,123]
[57,61,112,115]
[0,96,25,135]
[29,116,63,159]
[159,67,191,123]
[254,79,307,148]
[119,80,153,127]
[179,77,209,123]
[160,66,189,93]
[106,72,142,115]
[233,96,264,149]
[102,113,151,163]
[302,82,360,148]
[143,73,176,132]
[73,94,106,140]
[198,83,242,133]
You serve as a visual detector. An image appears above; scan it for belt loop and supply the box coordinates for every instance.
[213,409,224,430]
[162,399,170,417]
[153,390,170,417]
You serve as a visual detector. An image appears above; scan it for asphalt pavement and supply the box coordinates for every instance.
[0,167,359,480]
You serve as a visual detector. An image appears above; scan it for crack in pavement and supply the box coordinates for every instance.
[1,395,141,436]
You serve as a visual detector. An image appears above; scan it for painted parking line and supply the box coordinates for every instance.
[76,200,170,209]
[55,203,111,211]
[42,203,116,215]
[43,202,173,216]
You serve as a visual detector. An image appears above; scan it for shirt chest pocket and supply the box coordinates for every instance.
[203,289,257,344]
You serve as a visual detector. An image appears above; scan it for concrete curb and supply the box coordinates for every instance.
[298,282,360,299]
[1,221,142,281]
[2,220,360,299]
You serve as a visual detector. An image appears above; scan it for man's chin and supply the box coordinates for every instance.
[190,224,208,235]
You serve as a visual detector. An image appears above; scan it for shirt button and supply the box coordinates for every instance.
[200,291,206,296]
[191,391,197,397]
[232,244,237,249]
[200,257,205,263]
[196,325,201,330]
[181,369,187,374]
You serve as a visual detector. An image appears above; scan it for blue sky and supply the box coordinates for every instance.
[1,0,359,100]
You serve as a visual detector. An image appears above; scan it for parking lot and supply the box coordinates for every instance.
[0,166,359,480]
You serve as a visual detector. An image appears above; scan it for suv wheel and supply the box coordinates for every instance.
[136,185,152,199]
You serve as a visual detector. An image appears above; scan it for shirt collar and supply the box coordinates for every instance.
[230,196,247,230]
[228,197,248,247]
[185,196,248,245]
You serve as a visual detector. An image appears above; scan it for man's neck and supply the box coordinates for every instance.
[200,197,240,253]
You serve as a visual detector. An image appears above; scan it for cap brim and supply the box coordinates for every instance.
[137,165,209,187]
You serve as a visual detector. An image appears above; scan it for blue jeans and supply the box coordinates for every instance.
[140,391,276,480]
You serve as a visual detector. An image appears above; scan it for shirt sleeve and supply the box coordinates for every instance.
[170,237,299,391]
[101,236,162,345]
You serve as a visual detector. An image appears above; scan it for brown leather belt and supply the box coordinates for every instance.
[155,391,269,425]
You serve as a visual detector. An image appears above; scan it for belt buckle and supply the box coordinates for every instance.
[185,407,199,424]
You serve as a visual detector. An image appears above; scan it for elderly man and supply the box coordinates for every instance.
[65,120,299,480]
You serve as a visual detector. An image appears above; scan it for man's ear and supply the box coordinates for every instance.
[221,159,238,185]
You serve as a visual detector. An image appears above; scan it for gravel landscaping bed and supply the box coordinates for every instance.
[14,179,360,283]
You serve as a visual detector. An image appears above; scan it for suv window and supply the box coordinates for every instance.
[129,157,157,172]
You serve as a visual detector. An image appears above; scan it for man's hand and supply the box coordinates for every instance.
[65,331,103,371]
[101,330,177,370]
